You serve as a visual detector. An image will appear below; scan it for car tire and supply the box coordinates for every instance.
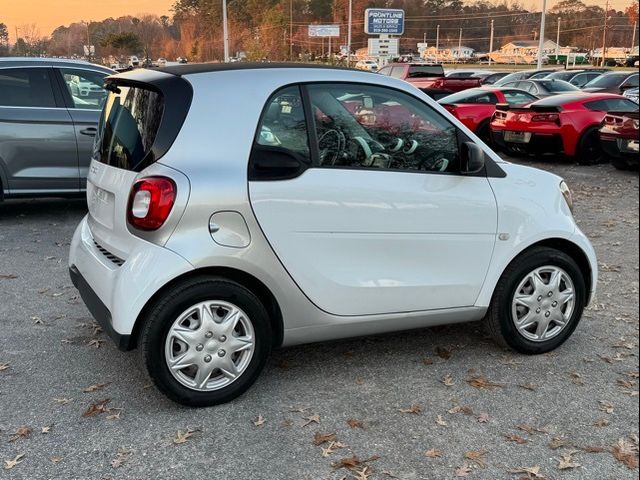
[485,247,586,354]
[576,127,604,165]
[139,276,272,407]
[475,120,493,147]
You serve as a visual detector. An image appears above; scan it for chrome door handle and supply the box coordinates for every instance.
[80,127,97,136]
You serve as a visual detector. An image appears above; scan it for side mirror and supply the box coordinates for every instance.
[461,142,486,174]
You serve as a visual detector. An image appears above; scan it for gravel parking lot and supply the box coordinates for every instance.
[0,158,638,480]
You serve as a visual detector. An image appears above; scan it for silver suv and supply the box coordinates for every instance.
[69,64,596,407]
[0,58,112,200]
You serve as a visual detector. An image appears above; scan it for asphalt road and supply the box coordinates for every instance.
[0,159,638,480]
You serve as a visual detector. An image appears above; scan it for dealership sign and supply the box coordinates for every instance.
[308,25,340,37]
[364,9,405,35]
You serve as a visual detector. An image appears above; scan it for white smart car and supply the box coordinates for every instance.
[69,64,597,406]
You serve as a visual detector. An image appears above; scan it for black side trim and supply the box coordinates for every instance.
[69,266,133,351]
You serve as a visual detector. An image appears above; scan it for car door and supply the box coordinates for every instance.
[0,67,78,194]
[55,67,109,190]
[248,83,498,316]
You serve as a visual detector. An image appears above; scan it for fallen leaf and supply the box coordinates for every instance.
[321,441,346,457]
[557,451,581,470]
[173,430,195,444]
[399,404,422,414]
[9,426,31,442]
[41,425,52,434]
[110,448,130,469]
[442,374,454,386]
[302,414,320,427]
[477,413,490,423]
[53,397,72,405]
[505,434,528,445]
[0,274,18,279]
[106,411,121,420]
[313,432,336,445]
[593,417,610,427]
[570,372,585,386]
[352,466,372,480]
[425,448,443,458]
[0,363,9,371]
[347,418,364,429]
[449,405,474,415]
[582,446,607,453]
[83,383,110,393]
[465,450,488,468]
[50,456,63,464]
[519,383,538,391]
[611,438,639,469]
[436,346,452,359]
[509,466,544,478]
[599,401,614,414]
[253,415,266,427]
[82,399,111,417]
[423,358,434,365]
[467,375,502,389]
[4,454,25,470]
[549,437,570,450]
[436,415,448,427]
[454,465,472,477]
[517,424,548,435]
[87,339,105,348]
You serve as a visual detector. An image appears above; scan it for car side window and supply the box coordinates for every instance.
[0,68,56,108]
[390,66,405,79]
[378,66,391,76]
[503,90,537,105]
[622,74,639,88]
[255,85,310,160]
[307,83,460,173]
[60,68,108,109]
[584,99,608,111]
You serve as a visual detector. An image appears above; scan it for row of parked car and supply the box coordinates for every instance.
[373,62,638,169]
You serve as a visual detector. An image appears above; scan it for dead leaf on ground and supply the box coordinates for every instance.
[110,448,131,469]
[519,383,538,391]
[436,415,448,427]
[4,454,25,470]
[302,414,320,427]
[9,426,32,442]
[549,437,571,450]
[477,413,490,423]
[83,382,110,393]
[173,429,196,444]
[313,432,336,445]
[321,441,347,457]
[53,397,72,405]
[399,404,422,415]
[505,433,528,445]
[611,438,639,469]
[0,274,18,279]
[467,375,502,389]
[0,363,9,371]
[454,465,472,477]
[582,446,607,453]
[253,415,266,427]
[82,399,111,417]
[593,417,610,427]
[425,448,443,458]
[517,424,549,435]
[436,346,452,359]
[448,405,474,415]
[87,339,105,348]
[557,451,581,470]
[347,418,364,429]
[509,466,545,478]
[599,401,614,414]
[50,456,63,464]
[41,425,52,434]
[442,374,454,386]
[465,450,488,468]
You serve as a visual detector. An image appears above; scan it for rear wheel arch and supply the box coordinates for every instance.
[133,267,284,350]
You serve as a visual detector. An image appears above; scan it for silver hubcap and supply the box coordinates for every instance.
[164,301,255,391]
[511,266,575,342]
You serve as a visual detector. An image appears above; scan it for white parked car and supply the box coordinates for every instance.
[355,59,379,71]
[69,64,597,406]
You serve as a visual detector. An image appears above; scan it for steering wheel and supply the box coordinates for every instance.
[417,151,450,172]
[318,129,346,166]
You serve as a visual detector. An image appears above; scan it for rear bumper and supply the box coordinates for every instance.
[69,265,132,351]
[601,138,640,160]
[68,215,194,349]
[491,129,564,155]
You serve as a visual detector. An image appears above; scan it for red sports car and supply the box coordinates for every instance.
[438,87,538,144]
[490,93,638,165]
[599,110,640,170]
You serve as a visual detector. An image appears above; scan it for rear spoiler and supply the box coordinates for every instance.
[496,103,561,113]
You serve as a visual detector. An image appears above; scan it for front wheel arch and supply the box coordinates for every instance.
[133,267,284,351]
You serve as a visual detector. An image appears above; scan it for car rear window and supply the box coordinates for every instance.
[584,73,627,88]
[96,85,164,171]
[540,80,579,92]
[407,65,444,78]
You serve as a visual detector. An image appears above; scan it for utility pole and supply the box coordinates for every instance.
[458,28,462,63]
[555,17,561,62]
[289,0,293,60]
[601,0,609,67]
[536,0,547,69]
[435,24,440,63]
[631,21,636,52]
[347,0,352,66]
[222,0,230,62]
[488,19,494,66]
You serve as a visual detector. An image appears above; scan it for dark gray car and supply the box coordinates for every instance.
[0,58,113,200]
[500,79,580,98]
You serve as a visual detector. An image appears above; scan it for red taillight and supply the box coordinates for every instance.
[127,177,176,231]
[532,113,560,123]
[604,115,623,125]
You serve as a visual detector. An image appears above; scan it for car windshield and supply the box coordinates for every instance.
[540,80,580,92]
[438,88,485,104]
[407,65,444,78]
[584,73,627,88]
[495,72,527,85]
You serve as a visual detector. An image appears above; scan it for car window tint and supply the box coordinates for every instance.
[307,83,460,173]
[0,68,56,107]
[622,74,639,88]
[255,86,310,160]
[602,98,639,112]
[584,99,608,111]
[60,68,108,109]
[503,90,537,105]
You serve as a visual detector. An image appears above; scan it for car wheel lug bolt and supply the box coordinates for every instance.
[205,331,213,338]
[545,311,550,317]
[196,344,204,351]
[536,308,541,313]
[204,355,212,362]
[219,335,226,342]
[218,349,226,357]
[552,301,558,307]
[548,292,553,297]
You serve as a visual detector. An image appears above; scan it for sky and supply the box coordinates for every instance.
[0,0,634,43]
